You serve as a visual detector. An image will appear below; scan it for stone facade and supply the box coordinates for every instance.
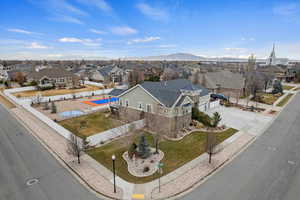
[118,107,192,137]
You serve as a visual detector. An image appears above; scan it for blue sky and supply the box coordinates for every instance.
[1,0,300,59]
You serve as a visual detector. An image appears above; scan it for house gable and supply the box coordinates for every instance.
[119,85,164,111]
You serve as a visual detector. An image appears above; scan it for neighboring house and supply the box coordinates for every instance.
[285,67,300,82]
[27,68,80,89]
[195,70,245,100]
[0,64,9,81]
[6,63,35,80]
[257,65,286,81]
[244,71,274,93]
[110,79,210,137]
[89,65,125,84]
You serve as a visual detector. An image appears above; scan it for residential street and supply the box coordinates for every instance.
[0,104,101,200]
[181,93,300,200]
[1,92,300,200]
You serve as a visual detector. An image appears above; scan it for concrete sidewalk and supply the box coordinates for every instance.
[11,107,123,200]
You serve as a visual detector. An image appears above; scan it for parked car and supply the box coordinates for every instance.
[210,93,229,101]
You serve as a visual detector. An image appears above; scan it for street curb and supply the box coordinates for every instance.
[154,134,256,200]
[9,107,120,200]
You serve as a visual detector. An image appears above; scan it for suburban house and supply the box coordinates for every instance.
[195,70,246,100]
[89,65,125,84]
[110,79,210,137]
[27,68,80,89]
[285,67,300,82]
[244,70,274,93]
[0,64,9,81]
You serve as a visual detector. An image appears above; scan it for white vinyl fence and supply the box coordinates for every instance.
[209,99,220,110]
[4,85,113,104]
[87,119,145,146]
[3,84,141,146]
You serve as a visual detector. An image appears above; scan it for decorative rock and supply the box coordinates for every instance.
[122,147,164,177]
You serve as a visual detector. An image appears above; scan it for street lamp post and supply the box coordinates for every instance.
[112,154,116,193]
[157,162,163,193]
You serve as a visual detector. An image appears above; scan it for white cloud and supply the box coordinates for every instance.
[54,15,84,24]
[7,28,34,35]
[89,29,106,34]
[273,3,299,16]
[224,47,247,51]
[76,0,112,12]
[111,26,137,35]
[27,42,49,49]
[29,0,87,25]
[158,44,177,48]
[58,37,101,46]
[241,37,255,41]
[47,0,87,16]
[136,3,169,21]
[128,36,160,44]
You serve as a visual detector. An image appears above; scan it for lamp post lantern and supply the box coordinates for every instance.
[112,154,116,193]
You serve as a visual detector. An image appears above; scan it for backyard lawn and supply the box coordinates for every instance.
[276,94,294,107]
[283,85,295,91]
[59,112,123,138]
[86,128,238,183]
[12,85,102,98]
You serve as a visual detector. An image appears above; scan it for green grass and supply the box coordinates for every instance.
[59,112,123,138]
[255,93,282,105]
[283,85,295,91]
[86,128,238,183]
[276,94,293,107]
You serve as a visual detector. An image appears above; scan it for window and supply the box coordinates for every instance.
[138,102,143,110]
[119,100,122,106]
[146,104,152,112]
[125,100,129,107]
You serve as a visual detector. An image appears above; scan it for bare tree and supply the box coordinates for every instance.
[15,72,26,86]
[206,132,217,164]
[67,134,88,164]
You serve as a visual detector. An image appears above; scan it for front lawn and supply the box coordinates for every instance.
[86,128,238,183]
[13,85,102,98]
[59,112,123,138]
[0,94,16,109]
[276,94,293,107]
[254,93,282,105]
[294,87,300,91]
[283,85,295,91]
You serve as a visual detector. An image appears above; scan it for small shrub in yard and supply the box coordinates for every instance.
[128,143,137,159]
[137,135,151,159]
[143,166,150,173]
[211,112,222,128]
[192,108,212,127]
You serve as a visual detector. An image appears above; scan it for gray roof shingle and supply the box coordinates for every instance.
[109,89,126,96]
[140,79,209,107]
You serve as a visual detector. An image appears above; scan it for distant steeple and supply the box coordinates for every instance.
[268,43,276,65]
[247,54,256,72]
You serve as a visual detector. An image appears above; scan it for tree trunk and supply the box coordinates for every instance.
[77,152,80,164]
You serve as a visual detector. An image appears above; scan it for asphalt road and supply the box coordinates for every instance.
[181,93,300,200]
[0,104,101,200]
[1,93,300,200]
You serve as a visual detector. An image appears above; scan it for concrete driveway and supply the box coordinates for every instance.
[206,106,274,136]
